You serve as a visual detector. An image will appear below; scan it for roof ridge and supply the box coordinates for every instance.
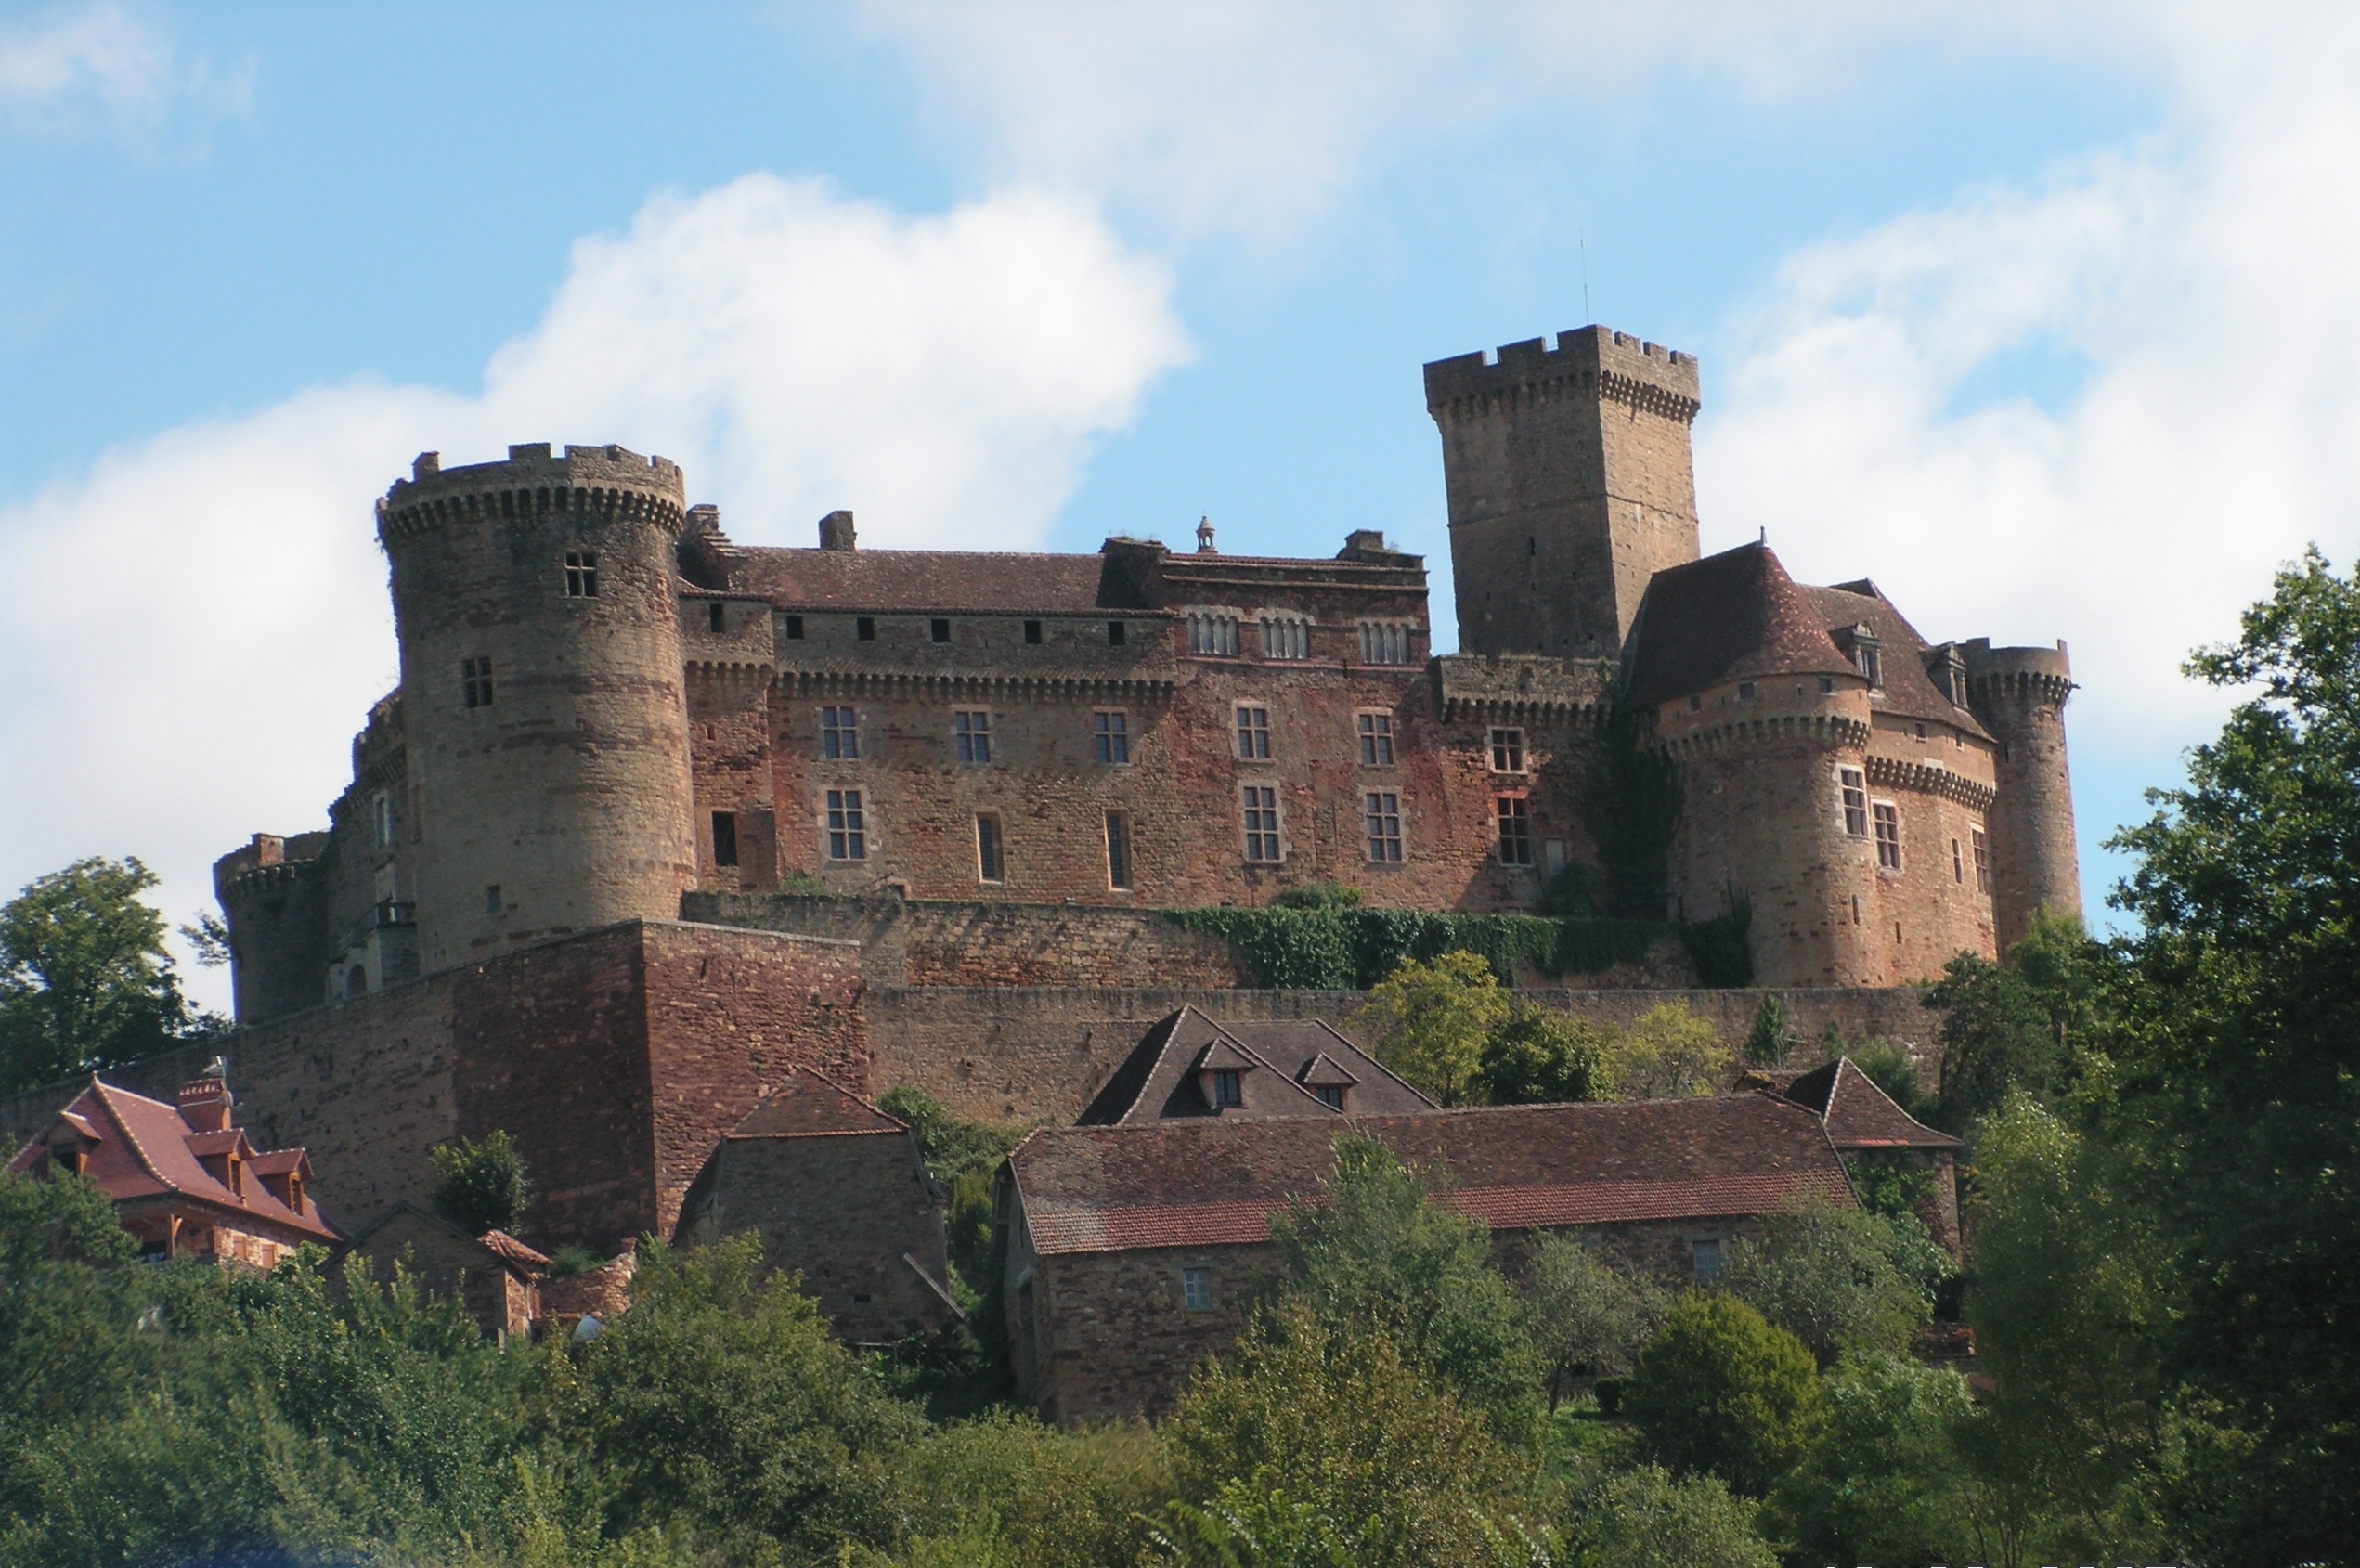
[88,1081,174,1189]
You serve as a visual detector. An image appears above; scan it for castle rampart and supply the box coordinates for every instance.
[1963,639,2081,949]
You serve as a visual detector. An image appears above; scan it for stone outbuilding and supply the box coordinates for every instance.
[1775,1056,1964,1251]
[1076,1007,1436,1124]
[1000,1093,1856,1424]
[328,1201,548,1339]
[6,1062,340,1267]
[674,1070,960,1344]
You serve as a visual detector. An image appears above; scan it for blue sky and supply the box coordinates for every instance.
[6,2,2356,1007]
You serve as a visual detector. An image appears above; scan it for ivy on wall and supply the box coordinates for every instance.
[1161,904,1679,991]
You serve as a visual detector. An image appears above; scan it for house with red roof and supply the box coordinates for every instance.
[7,1060,340,1267]
[674,1070,961,1344]
[1774,1055,1964,1251]
[998,1092,1856,1423]
[1076,1006,1435,1124]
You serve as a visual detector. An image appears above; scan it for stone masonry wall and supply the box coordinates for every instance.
[873,983,1935,1125]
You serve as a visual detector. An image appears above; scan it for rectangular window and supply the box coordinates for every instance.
[1260,616,1309,659]
[930,617,951,643]
[1737,680,1757,701]
[461,655,494,709]
[1365,791,1404,862]
[1235,706,1271,759]
[1952,837,1964,884]
[825,789,867,861]
[1108,619,1126,646]
[1182,1265,1213,1312]
[1241,785,1282,862]
[1092,710,1130,764]
[1489,727,1526,773]
[371,792,395,849]
[953,709,992,764]
[785,614,805,640]
[1211,1070,1243,1109]
[975,814,1004,883]
[1189,612,1240,656]
[485,884,502,916]
[1691,1238,1725,1285]
[1496,796,1534,865]
[856,616,876,641]
[821,706,859,760]
[1874,802,1902,870]
[712,811,739,868]
[1359,622,1410,665]
[1105,811,1133,890]
[1973,828,1991,892]
[564,551,598,597]
[1315,1084,1345,1110]
[1357,711,1395,766]
[1023,619,1042,644]
[1839,768,1869,836]
[1818,676,1835,694]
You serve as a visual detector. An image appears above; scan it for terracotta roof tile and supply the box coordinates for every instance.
[728,1070,906,1138]
[1782,1058,1961,1149]
[738,547,1130,616]
[479,1228,552,1269]
[1074,1008,1434,1124]
[1015,1094,1851,1255]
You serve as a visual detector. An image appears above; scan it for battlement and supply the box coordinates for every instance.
[376,442,688,540]
[1961,638,2073,703]
[1424,325,1701,421]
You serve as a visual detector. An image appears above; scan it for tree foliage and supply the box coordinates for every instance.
[1770,1352,1986,1568]
[1354,951,1509,1106]
[1475,1005,1605,1106]
[1520,1234,1669,1409]
[1624,1293,1823,1497]
[430,1130,532,1237]
[1559,1464,1774,1568]
[1597,1002,1731,1099]
[0,857,223,1095]
[1721,1197,1948,1367]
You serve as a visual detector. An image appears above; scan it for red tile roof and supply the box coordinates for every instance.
[1074,1007,1434,1124]
[728,1070,907,1138]
[1780,1058,1961,1150]
[7,1079,340,1241]
[1014,1094,1853,1255]
[738,547,1130,616]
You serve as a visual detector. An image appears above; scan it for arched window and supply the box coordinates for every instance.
[344,964,367,998]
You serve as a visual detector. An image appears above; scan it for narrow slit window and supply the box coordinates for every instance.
[484,884,502,916]
[1235,706,1271,759]
[824,789,867,861]
[1092,710,1130,765]
[975,815,1004,883]
[708,602,725,633]
[1365,791,1403,862]
[1357,711,1395,766]
[712,811,739,868]
[1104,812,1133,890]
[953,709,992,764]
[564,551,598,597]
[461,656,494,709]
[1495,796,1534,865]
[1952,837,1964,884]
[1241,786,1281,862]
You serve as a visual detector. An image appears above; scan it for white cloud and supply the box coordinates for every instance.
[0,3,247,141]
[0,175,1186,1008]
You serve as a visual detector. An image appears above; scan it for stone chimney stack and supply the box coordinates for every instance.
[818,510,858,551]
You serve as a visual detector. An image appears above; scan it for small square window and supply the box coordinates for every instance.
[1913,721,1927,739]
[1737,681,1757,701]
[1241,785,1282,862]
[1496,796,1534,865]
[1092,710,1130,765]
[1211,1070,1242,1108]
[1818,676,1835,694]
[1105,811,1134,890]
[461,655,494,709]
[1235,706,1271,760]
[709,602,726,633]
[785,615,805,640]
[712,810,739,868]
[975,815,1004,883]
[1024,619,1043,644]
[821,706,859,760]
[1874,802,1901,870]
[1688,693,1703,713]
[1489,728,1525,773]
[1357,711,1395,766]
[931,618,952,643]
[564,551,598,598]
[1108,620,1126,646]
[1182,1265,1213,1312]
[1365,791,1403,862]
[953,709,992,764]
[856,616,876,641]
[825,789,867,861]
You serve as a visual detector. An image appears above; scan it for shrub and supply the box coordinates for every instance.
[1521,1234,1671,1409]
[429,1130,529,1237]
[1740,993,1789,1067]
[1560,1464,1774,1568]
[1721,1197,1948,1367]
[1476,1005,1606,1106]
[1625,1293,1825,1497]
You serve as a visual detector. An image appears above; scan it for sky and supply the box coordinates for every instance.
[4,1,2356,1014]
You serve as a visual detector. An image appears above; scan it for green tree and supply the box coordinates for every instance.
[884,1412,1166,1568]
[1264,1135,1541,1439]
[1520,1234,1669,1410]
[0,1172,142,1437]
[1598,1002,1730,1099]
[0,856,222,1094]
[1162,1306,1537,1568]
[1923,908,2109,1131]
[1739,993,1789,1067]
[2100,547,2360,1565]
[1476,1005,1605,1106]
[1772,1352,1985,1568]
[1624,1293,1824,1497]
[430,1130,531,1237]
[1721,1197,1948,1367]
[1353,951,1509,1107]
[1560,1464,1774,1568]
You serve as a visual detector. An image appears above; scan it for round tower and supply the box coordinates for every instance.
[377,443,697,974]
[1963,639,2081,952]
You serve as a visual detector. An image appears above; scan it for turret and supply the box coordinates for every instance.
[1962,639,2081,950]
[376,444,698,974]
[1425,326,1702,660]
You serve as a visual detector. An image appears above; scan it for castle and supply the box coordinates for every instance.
[0,322,2078,1266]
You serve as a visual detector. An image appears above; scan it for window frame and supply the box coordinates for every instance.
[820,706,860,760]
[1495,794,1535,866]
[1873,801,1902,871]
[1489,726,1526,774]
[1187,610,1241,657]
[1181,1264,1214,1312]
[1356,710,1396,767]
[1364,790,1404,863]
[712,810,739,869]
[1104,810,1134,891]
[460,655,494,710]
[1972,827,1991,893]
[564,551,598,598]
[824,788,868,862]
[1091,709,1131,765]
[1240,784,1283,862]
[1210,1069,1243,1109]
[1259,615,1311,660]
[975,813,1005,884]
[1839,767,1869,837]
[953,708,993,765]
[1234,705,1272,761]
[1358,620,1411,665]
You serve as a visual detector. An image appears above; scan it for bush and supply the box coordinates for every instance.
[1721,1197,1948,1367]
[1625,1294,1824,1497]
[1772,1352,1983,1567]
[886,1411,1167,1567]
[1740,993,1789,1067]
[1560,1464,1775,1568]
[1476,1005,1606,1106]
[1598,1002,1731,1099]
[429,1130,529,1237]
[1521,1234,1670,1409]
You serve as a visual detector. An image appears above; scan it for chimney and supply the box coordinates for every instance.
[818,510,857,551]
[177,1059,234,1134]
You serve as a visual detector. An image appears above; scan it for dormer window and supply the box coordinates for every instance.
[1315,1084,1345,1111]
[1838,624,1885,689]
[1211,1069,1243,1109]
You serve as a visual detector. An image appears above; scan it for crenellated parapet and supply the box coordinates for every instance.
[1661,711,1872,760]
[1423,328,1702,425]
[1863,754,1998,812]
[377,444,686,545]
[1434,653,1615,722]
